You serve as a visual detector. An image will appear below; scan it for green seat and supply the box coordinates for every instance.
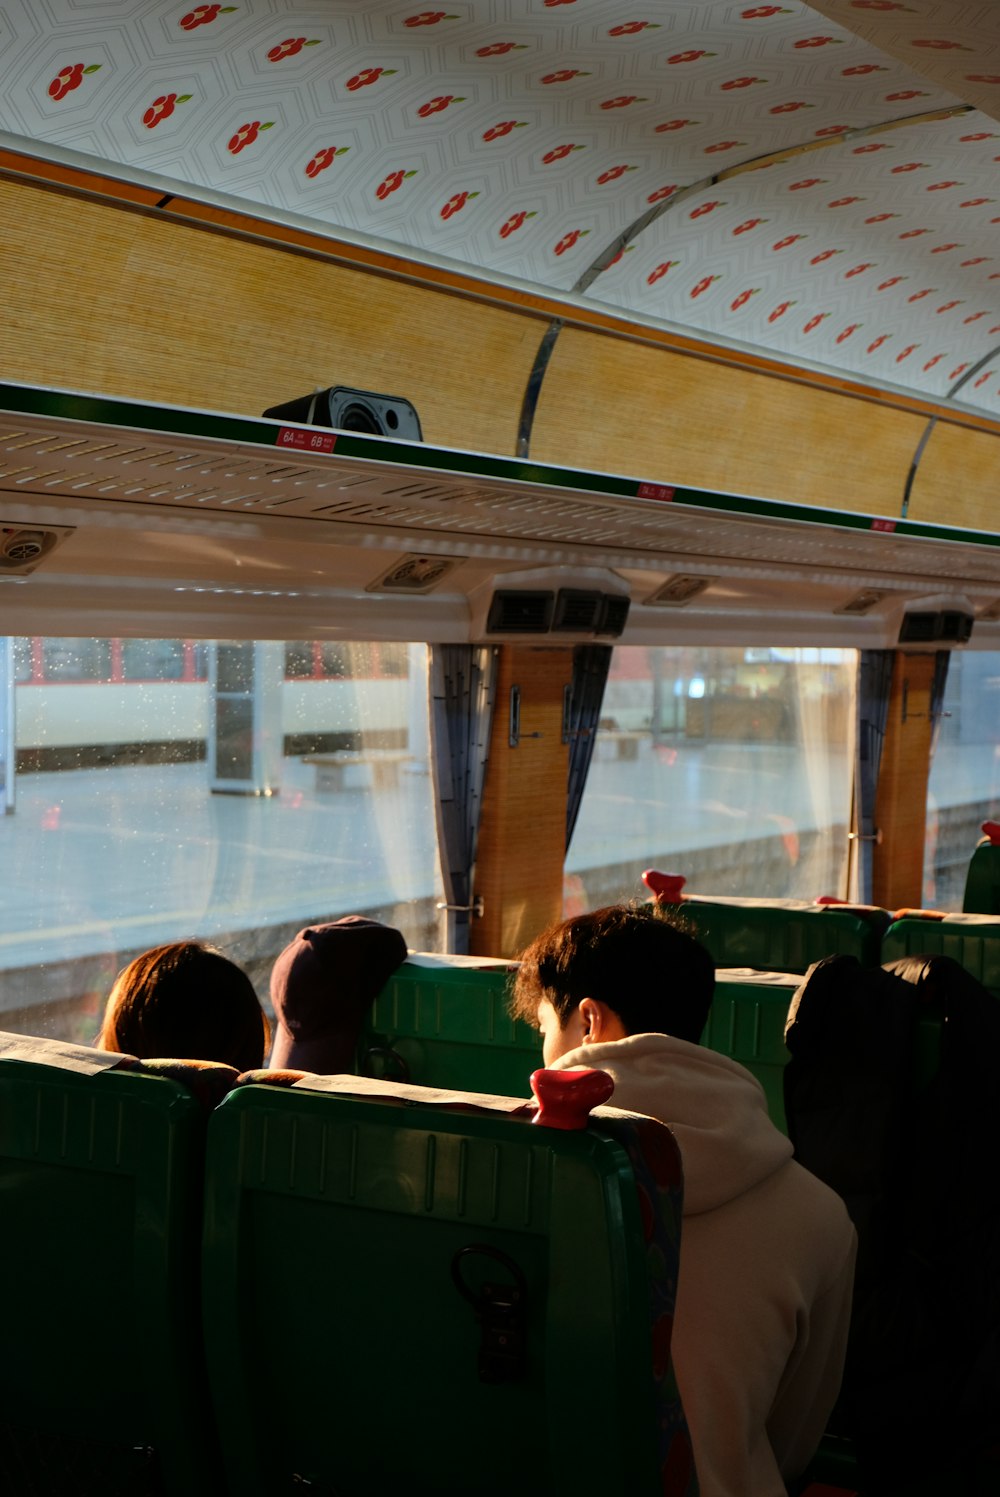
[705,958,955,1140]
[962,831,1000,914]
[202,1075,693,1497]
[0,1034,231,1497]
[881,913,1000,995]
[703,969,801,1133]
[359,954,542,1094]
[672,897,888,974]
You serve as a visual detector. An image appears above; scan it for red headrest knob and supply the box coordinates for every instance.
[530,1067,615,1130]
[641,869,686,904]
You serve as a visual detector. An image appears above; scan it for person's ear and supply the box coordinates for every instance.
[578,997,601,1042]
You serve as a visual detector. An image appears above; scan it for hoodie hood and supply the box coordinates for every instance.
[550,1032,792,1215]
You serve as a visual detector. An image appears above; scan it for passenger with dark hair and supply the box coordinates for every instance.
[269,915,408,1072]
[98,941,269,1072]
[512,904,856,1497]
[515,900,715,1046]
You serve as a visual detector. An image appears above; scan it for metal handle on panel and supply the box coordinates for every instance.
[509,685,543,748]
[451,1244,528,1384]
[436,896,484,918]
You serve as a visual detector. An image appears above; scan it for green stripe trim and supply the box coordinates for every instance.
[2,379,998,553]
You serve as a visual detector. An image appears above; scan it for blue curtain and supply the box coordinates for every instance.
[855,650,895,904]
[428,645,499,953]
[929,650,951,758]
[565,644,613,853]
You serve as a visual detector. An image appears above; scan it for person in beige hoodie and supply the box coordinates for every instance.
[512,903,856,1497]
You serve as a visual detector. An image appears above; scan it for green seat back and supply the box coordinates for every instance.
[202,1077,690,1497]
[962,838,1000,914]
[671,896,888,973]
[881,914,1000,996]
[360,955,541,1095]
[703,969,801,1134]
[0,1035,227,1497]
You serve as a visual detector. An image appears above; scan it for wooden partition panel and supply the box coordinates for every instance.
[530,326,927,516]
[872,651,937,911]
[472,646,574,960]
[907,420,1000,534]
[0,178,543,456]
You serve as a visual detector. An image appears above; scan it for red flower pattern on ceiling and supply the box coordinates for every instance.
[227,121,272,154]
[6,0,1000,412]
[305,147,346,179]
[404,12,457,27]
[180,5,236,29]
[143,93,191,128]
[48,63,100,100]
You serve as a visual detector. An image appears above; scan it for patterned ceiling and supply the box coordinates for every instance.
[1,0,999,419]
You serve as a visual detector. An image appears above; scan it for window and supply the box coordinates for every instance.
[924,651,1000,909]
[284,642,413,682]
[318,643,352,679]
[41,638,112,682]
[2,638,440,1045]
[567,645,856,907]
[121,639,186,681]
[284,643,315,680]
[12,637,32,682]
[377,643,409,679]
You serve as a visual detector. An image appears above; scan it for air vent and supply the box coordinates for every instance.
[898,609,974,645]
[2,529,44,562]
[0,525,73,575]
[484,588,629,637]
[942,611,973,643]
[835,588,888,616]
[646,574,715,608]
[367,554,461,593]
[552,589,603,632]
[898,612,938,642]
[596,595,630,638]
[486,591,555,634]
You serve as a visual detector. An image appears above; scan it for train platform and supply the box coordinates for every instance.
[0,752,438,993]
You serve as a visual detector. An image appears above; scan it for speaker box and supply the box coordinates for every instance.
[898,609,974,645]
[263,386,423,441]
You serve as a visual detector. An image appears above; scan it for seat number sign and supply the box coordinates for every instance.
[278,427,338,454]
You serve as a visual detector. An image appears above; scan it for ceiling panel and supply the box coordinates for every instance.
[806,0,1000,121]
[0,0,997,422]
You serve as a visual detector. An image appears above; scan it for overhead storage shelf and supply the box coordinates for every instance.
[1,381,999,585]
[1,380,999,650]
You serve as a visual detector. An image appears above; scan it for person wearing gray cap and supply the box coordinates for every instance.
[268,915,408,1074]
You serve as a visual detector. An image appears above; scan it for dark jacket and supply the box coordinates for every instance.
[784,953,1000,1490]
